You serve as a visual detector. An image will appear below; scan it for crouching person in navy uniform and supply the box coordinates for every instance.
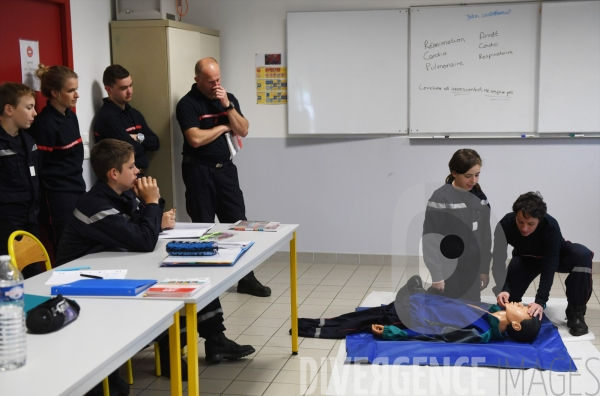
[57,139,255,383]
[492,192,594,336]
[0,82,41,279]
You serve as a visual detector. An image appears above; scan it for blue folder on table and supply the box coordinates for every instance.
[51,279,157,296]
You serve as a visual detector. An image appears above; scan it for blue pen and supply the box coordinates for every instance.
[56,266,91,271]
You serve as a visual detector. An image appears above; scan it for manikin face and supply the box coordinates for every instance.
[53,77,79,110]
[515,210,540,237]
[451,164,481,191]
[195,64,221,99]
[106,76,133,107]
[504,302,533,330]
[114,153,139,191]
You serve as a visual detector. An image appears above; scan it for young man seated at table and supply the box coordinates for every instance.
[57,139,255,382]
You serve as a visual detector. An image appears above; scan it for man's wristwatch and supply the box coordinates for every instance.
[137,133,145,143]
[224,102,235,111]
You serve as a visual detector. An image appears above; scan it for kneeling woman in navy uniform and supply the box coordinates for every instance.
[29,64,86,259]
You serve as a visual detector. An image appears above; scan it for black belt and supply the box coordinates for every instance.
[182,155,230,168]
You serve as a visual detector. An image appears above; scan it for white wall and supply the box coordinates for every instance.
[70,0,113,189]
[176,0,600,256]
[65,1,600,256]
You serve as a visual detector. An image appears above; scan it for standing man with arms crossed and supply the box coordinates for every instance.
[176,57,270,297]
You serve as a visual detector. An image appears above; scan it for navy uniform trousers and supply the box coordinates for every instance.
[507,242,594,305]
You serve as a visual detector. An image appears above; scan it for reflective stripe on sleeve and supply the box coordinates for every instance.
[73,208,121,224]
[427,201,467,209]
[0,149,17,156]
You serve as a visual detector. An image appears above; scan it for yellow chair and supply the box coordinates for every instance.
[7,231,52,272]
[7,231,134,395]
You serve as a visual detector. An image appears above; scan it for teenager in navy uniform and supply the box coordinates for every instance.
[492,192,594,336]
[57,139,254,380]
[176,57,270,297]
[0,83,40,278]
[94,64,159,173]
[423,149,492,302]
[27,65,85,259]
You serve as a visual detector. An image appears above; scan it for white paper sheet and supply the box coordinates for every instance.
[19,39,40,91]
[158,222,214,239]
[45,270,128,286]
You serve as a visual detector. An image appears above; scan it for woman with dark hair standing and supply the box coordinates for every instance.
[29,64,85,259]
[422,149,492,302]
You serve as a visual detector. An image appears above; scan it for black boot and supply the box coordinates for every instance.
[395,275,426,302]
[205,332,255,364]
[566,304,589,336]
[237,271,271,297]
[158,333,188,381]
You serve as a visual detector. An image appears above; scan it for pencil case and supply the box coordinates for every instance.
[166,241,218,256]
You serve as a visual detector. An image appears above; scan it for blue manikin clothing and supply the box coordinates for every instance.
[385,293,503,343]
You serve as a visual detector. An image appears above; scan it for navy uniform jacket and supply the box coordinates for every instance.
[492,212,566,306]
[0,125,40,226]
[94,99,159,169]
[56,180,164,266]
[176,84,242,163]
[29,103,86,192]
[423,183,492,282]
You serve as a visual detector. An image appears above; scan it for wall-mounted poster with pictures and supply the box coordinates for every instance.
[256,53,287,105]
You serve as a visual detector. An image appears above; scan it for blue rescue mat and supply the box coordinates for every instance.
[345,313,576,372]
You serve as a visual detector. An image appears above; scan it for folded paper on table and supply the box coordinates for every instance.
[46,269,128,286]
[144,278,211,298]
[229,220,281,231]
[161,242,254,267]
[51,279,157,296]
[158,222,215,239]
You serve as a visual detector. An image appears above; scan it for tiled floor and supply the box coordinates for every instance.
[123,260,600,396]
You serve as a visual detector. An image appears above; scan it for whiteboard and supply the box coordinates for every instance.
[410,3,540,135]
[538,1,600,133]
[287,10,408,135]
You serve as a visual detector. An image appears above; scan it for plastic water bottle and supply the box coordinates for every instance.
[0,255,26,371]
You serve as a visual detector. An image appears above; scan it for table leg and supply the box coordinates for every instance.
[290,231,299,354]
[186,303,200,396]
[102,378,109,396]
[169,312,183,396]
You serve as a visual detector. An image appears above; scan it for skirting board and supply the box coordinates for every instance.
[267,251,600,273]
